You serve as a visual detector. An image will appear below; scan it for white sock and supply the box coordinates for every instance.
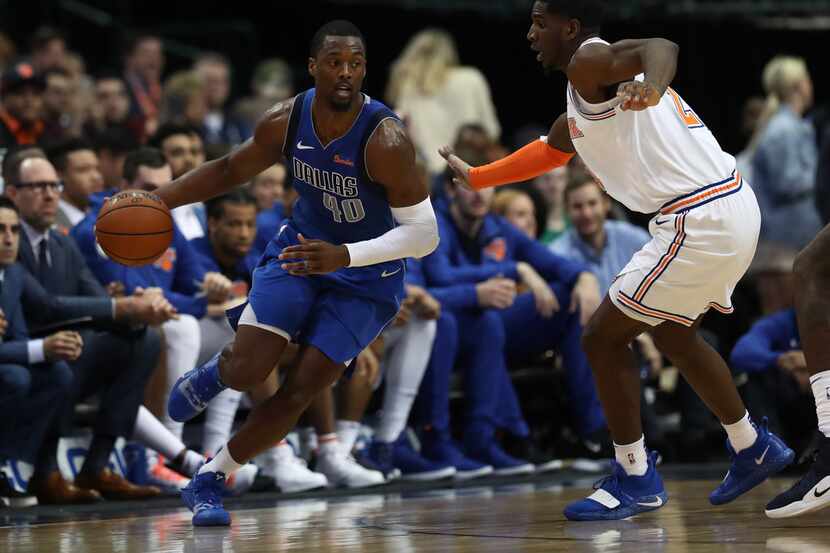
[203,388,243,456]
[132,406,187,459]
[181,449,204,476]
[812,371,830,438]
[336,420,361,453]
[318,433,340,457]
[614,435,648,476]
[199,443,243,476]
[722,410,757,453]
[375,319,436,443]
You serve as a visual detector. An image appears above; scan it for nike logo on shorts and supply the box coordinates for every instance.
[381,268,401,278]
[655,218,669,226]
[637,496,664,508]
[755,445,770,465]
[297,141,315,150]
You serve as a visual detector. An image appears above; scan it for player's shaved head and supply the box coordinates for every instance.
[310,20,366,58]
[537,0,606,33]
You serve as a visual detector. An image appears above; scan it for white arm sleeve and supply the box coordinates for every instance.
[345,197,439,268]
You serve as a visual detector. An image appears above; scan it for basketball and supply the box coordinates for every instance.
[94,190,174,267]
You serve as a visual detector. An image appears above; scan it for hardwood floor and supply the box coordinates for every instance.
[2,478,828,552]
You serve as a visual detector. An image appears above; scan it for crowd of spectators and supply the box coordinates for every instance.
[0,24,825,508]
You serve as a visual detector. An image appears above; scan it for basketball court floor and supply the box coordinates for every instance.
[2,466,828,552]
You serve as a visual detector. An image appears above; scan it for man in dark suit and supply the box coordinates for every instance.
[0,196,99,506]
[5,149,172,501]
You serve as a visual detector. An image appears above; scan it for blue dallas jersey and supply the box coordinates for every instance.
[284,88,398,247]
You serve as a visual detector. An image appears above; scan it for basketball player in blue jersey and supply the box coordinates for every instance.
[156,21,439,526]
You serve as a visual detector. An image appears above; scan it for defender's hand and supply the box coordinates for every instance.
[279,234,350,275]
[439,146,473,189]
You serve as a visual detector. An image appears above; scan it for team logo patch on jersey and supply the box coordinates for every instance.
[153,247,177,272]
[483,238,507,262]
[333,154,354,167]
[568,117,584,139]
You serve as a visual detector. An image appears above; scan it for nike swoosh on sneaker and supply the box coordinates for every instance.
[755,445,771,465]
[297,141,315,150]
[381,268,401,278]
[637,496,664,508]
[814,486,830,498]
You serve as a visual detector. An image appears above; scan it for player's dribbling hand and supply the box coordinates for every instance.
[279,234,350,276]
[616,81,663,111]
[570,272,601,327]
[439,146,473,189]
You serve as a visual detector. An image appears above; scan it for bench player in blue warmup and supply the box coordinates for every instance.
[157,21,439,526]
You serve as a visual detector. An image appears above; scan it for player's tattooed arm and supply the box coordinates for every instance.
[156,98,294,210]
[366,119,430,208]
[567,38,679,111]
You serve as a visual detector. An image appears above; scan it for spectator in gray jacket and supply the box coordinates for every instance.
[751,56,822,249]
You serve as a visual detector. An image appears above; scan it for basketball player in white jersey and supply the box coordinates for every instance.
[441,0,794,521]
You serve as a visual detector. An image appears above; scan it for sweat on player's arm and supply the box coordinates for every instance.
[279,119,439,276]
[156,99,293,211]
[439,113,574,191]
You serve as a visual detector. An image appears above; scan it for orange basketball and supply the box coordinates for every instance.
[94,190,174,267]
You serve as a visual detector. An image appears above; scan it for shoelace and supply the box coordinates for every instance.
[592,462,624,492]
[194,478,224,513]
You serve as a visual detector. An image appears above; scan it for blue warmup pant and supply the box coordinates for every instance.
[498,283,607,438]
[413,311,457,435]
[414,309,529,446]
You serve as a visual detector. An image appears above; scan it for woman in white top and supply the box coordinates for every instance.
[386,29,501,175]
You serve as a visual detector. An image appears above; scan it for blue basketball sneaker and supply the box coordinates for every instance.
[564,451,667,521]
[709,417,794,506]
[387,435,456,481]
[168,353,227,422]
[181,466,231,527]
[420,431,493,480]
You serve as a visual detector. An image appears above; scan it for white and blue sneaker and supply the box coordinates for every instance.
[709,417,794,506]
[181,467,231,527]
[765,435,830,518]
[168,353,227,423]
[564,451,667,521]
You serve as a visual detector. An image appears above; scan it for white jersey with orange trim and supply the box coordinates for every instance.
[563,38,761,327]
[565,37,737,215]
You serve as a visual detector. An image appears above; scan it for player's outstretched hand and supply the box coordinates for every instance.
[279,234,350,276]
[616,81,662,111]
[439,146,473,189]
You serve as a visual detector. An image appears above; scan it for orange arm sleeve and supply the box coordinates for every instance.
[468,140,574,190]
